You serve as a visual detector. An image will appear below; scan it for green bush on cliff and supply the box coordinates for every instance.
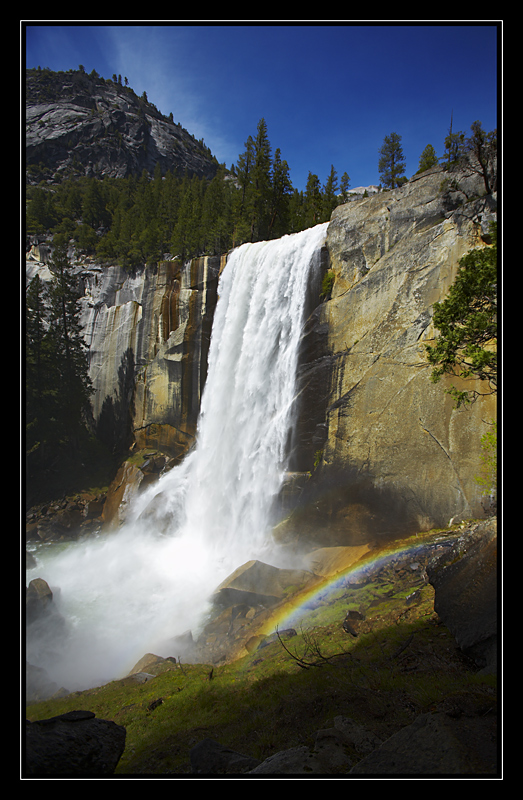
[425,223,497,408]
[320,270,335,300]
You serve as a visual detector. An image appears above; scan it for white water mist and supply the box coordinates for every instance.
[26,223,328,691]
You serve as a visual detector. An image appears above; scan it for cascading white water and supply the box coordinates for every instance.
[26,223,329,692]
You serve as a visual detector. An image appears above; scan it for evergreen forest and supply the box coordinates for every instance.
[26,118,350,269]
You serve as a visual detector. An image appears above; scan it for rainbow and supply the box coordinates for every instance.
[261,532,456,636]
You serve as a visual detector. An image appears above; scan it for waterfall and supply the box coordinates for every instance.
[26,223,329,692]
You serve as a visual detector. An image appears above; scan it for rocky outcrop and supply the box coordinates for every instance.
[25,710,126,776]
[26,68,218,184]
[26,492,106,542]
[426,517,497,673]
[282,164,497,548]
[189,710,497,775]
[212,559,316,609]
[348,711,497,776]
[26,252,223,462]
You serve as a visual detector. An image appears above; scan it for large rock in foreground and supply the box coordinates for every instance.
[25,710,126,776]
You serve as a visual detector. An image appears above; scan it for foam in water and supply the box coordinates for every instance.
[26,223,329,691]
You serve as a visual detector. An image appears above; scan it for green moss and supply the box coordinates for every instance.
[320,269,335,300]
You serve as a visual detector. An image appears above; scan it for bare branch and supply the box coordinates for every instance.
[275,625,352,669]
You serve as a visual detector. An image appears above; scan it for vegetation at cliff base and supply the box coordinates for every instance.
[25,238,113,502]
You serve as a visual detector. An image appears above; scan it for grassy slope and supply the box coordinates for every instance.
[25,537,497,775]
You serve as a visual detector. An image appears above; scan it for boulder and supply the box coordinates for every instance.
[426,517,497,672]
[101,460,144,529]
[258,628,297,650]
[332,715,383,755]
[26,578,53,624]
[212,559,316,609]
[128,652,177,674]
[189,738,260,775]
[25,710,126,776]
[303,544,371,577]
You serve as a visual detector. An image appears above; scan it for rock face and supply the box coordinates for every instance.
[26,162,497,548]
[27,252,223,462]
[283,164,497,547]
[26,68,218,183]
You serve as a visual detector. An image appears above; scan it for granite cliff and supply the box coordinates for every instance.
[283,163,497,548]
[26,161,497,544]
[26,251,224,467]
[26,68,218,184]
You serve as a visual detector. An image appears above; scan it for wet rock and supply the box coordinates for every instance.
[122,672,156,685]
[26,578,54,625]
[212,559,316,609]
[303,544,371,577]
[101,461,144,529]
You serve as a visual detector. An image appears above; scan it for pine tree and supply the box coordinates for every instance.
[82,179,106,229]
[378,132,406,189]
[465,121,497,194]
[170,174,205,261]
[322,165,339,220]
[339,172,351,203]
[304,172,322,226]
[46,238,93,444]
[200,166,233,255]
[441,114,465,167]
[250,118,273,241]
[417,144,438,173]
[425,223,497,407]
[268,148,292,238]
[26,274,53,458]
[233,135,255,245]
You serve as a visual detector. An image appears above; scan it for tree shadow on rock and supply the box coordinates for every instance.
[96,348,136,458]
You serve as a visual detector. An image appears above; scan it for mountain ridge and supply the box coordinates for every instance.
[25,67,219,185]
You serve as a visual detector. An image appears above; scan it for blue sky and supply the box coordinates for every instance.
[24,22,500,192]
